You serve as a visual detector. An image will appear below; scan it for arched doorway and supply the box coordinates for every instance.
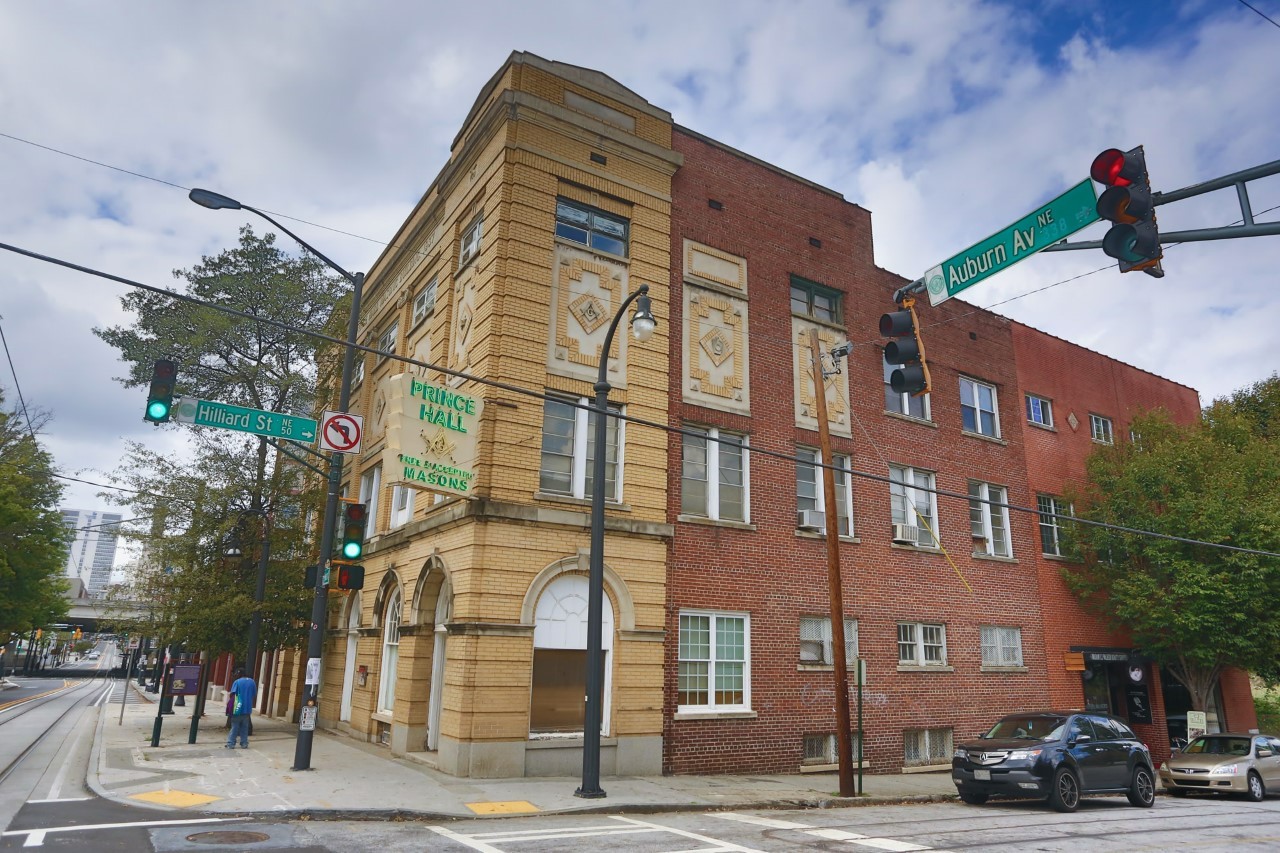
[339,591,362,722]
[378,585,403,716]
[530,573,613,735]
[427,576,452,751]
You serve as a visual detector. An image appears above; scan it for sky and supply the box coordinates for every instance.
[1,0,1278,568]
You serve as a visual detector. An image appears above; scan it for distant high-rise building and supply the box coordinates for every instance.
[60,509,122,597]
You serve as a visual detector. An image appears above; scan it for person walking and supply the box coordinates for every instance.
[225,667,257,749]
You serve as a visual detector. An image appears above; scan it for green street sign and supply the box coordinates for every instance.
[925,178,1099,306]
[174,397,318,443]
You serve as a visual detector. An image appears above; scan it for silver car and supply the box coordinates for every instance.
[1159,733,1280,801]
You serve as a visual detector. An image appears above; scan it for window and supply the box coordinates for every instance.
[554,198,629,256]
[352,355,365,387]
[678,611,749,712]
[377,322,398,362]
[412,278,438,326]
[980,626,1024,667]
[884,352,929,420]
[1037,495,1070,556]
[795,448,853,536]
[1025,394,1053,428]
[889,464,937,547]
[803,732,862,767]
[799,616,858,666]
[904,727,953,766]
[789,276,842,324]
[681,426,748,522]
[960,377,999,437]
[538,397,622,501]
[1090,413,1114,444]
[389,485,415,529]
[898,622,946,666]
[378,588,402,714]
[459,216,483,267]
[968,481,1011,557]
[530,573,610,734]
[359,465,382,535]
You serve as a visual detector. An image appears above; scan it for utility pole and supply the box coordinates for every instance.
[808,327,856,798]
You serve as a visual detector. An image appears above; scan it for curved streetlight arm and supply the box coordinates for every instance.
[188,189,357,286]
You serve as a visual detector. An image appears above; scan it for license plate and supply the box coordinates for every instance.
[974,769,991,781]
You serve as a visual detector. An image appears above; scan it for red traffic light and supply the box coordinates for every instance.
[344,504,367,523]
[335,565,365,590]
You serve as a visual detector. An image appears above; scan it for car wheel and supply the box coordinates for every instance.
[958,790,989,805]
[1127,766,1155,807]
[1048,767,1081,812]
[1167,787,1188,797]
[1246,771,1265,802]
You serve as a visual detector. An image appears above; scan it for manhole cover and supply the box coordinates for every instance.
[185,830,272,845]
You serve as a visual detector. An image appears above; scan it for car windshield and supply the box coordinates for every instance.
[984,715,1066,740]
[1184,736,1251,756]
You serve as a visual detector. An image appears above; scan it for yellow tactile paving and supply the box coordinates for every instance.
[128,789,222,808]
[464,800,540,815]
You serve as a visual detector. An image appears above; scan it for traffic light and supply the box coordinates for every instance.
[304,565,318,589]
[1091,146,1163,275]
[144,358,178,423]
[339,502,368,561]
[880,295,931,396]
[335,565,365,590]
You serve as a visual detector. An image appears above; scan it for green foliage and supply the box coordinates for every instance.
[1255,690,1280,736]
[0,393,70,639]
[1062,388,1280,711]
[94,227,341,663]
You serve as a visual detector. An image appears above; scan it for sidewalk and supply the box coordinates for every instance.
[88,683,958,820]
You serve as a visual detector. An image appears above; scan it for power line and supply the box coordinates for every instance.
[4,239,1277,561]
[0,314,38,440]
[1237,0,1280,29]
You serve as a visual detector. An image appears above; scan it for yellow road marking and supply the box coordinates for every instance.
[0,681,76,712]
[465,801,540,815]
[128,790,222,808]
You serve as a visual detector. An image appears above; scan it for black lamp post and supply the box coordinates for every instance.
[191,187,364,772]
[576,283,655,799]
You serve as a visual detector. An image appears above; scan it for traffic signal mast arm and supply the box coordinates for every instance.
[1043,156,1280,253]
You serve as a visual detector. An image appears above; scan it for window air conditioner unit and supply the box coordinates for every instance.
[797,509,825,531]
[892,523,919,544]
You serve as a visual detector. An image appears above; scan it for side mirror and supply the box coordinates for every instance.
[1070,734,1093,745]
[1258,748,1273,758]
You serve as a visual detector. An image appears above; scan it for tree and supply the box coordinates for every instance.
[94,226,343,664]
[1062,392,1280,712]
[0,392,70,641]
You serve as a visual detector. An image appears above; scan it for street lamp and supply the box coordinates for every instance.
[190,187,364,772]
[576,283,656,799]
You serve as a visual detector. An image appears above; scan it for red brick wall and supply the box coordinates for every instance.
[663,129,1051,775]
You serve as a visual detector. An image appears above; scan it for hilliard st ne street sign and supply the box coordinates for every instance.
[925,178,1099,306]
[175,396,318,443]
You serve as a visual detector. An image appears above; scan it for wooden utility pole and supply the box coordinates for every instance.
[809,328,855,798]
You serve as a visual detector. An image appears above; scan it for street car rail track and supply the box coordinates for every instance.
[0,677,105,787]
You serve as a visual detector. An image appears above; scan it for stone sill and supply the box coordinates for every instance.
[897,665,954,673]
[961,429,1007,446]
[673,710,758,722]
[981,666,1029,674]
[902,763,950,774]
[677,515,757,532]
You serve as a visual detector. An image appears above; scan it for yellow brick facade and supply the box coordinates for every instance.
[306,52,680,777]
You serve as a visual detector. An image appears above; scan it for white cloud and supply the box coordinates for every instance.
[2,0,1277,541]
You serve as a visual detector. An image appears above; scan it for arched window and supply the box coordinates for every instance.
[378,588,402,714]
[530,573,612,734]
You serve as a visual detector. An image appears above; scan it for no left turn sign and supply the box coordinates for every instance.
[320,411,364,453]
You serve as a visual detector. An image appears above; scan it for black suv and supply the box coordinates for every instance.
[952,711,1155,812]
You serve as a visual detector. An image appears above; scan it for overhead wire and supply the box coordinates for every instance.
[4,239,1278,561]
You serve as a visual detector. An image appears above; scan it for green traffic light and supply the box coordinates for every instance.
[146,399,171,421]
[342,541,362,559]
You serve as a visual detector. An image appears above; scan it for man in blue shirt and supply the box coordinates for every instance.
[225,667,257,749]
